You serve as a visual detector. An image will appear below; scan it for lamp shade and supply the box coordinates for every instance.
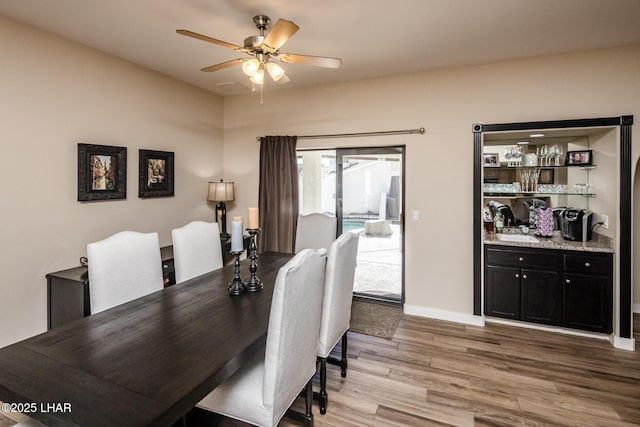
[242,58,260,77]
[250,68,264,85]
[207,181,235,202]
[266,61,285,81]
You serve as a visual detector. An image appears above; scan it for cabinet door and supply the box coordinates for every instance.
[485,265,520,319]
[521,268,561,325]
[563,273,612,333]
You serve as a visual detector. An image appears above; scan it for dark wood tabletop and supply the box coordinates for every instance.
[0,252,292,427]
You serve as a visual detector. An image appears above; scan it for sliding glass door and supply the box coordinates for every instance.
[297,147,405,304]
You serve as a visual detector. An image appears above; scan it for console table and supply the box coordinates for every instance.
[46,236,250,330]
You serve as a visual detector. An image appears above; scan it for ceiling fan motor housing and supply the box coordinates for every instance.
[244,35,265,50]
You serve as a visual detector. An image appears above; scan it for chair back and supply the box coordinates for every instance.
[262,248,327,417]
[87,231,164,314]
[318,232,359,358]
[172,221,223,283]
[294,213,337,253]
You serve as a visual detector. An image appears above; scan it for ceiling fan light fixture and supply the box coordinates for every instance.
[242,58,260,76]
[250,68,265,85]
[266,61,285,81]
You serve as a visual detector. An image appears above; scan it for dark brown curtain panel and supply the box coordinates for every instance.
[258,135,299,253]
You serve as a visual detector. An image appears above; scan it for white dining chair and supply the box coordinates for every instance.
[294,213,337,253]
[315,231,359,414]
[171,221,223,283]
[87,231,164,314]
[197,248,327,427]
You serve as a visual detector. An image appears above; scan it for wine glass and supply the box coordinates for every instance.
[505,147,513,167]
[555,146,564,166]
[520,168,531,192]
[515,146,523,166]
[532,168,541,192]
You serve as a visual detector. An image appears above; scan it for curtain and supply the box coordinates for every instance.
[258,135,299,253]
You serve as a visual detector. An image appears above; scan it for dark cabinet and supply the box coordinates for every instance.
[484,245,612,333]
[485,247,561,325]
[563,252,613,333]
[520,268,560,325]
[485,265,520,319]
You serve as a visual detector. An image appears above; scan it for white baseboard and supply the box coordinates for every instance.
[613,336,636,351]
[634,303,640,314]
[403,305,485,327]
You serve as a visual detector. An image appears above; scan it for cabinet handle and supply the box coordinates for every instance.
[584,262,591,268]
[518,257,524,262]
[515,273,520,278]
[522,274,528,279]
[566,279,571,284]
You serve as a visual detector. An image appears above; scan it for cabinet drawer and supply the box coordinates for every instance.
[486,247,559,269]
[564,252,612,276]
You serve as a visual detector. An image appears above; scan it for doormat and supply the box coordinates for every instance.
[350,300,402,339]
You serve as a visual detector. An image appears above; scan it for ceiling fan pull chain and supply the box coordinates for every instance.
[260,82,264,104]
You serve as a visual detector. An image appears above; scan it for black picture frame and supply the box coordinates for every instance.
[483,153,500,167]
[78,143,127,201]
[565,150,593,166]
[139,149,174,198]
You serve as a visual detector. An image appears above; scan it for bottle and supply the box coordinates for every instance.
[494,212,504,234]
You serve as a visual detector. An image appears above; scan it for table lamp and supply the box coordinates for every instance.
[207,180,235,238]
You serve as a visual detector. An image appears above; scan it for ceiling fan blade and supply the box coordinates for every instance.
[278,53,341,68]
[201,58,244,72]
[275,73,290,84]
[263,19,299,50]
[176,29,245,51]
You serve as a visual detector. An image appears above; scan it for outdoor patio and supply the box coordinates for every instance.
[351,223,402,300]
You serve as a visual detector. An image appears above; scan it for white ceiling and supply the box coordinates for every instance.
[2,0,640,96]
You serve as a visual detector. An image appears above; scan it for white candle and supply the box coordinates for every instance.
[247,207,259,229]
[231,216,243,252]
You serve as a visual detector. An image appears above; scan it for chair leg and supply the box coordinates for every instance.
[319,357,328,414]
[340,332,348,377]
[312,357,328,414]
[304,377,314,426]
[286,377,314,426]
[326,331,349,377]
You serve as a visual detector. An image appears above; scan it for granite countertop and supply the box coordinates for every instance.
[484,229,614,253]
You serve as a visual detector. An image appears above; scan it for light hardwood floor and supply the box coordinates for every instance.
[2,315,639,426]
[283,313,640,427]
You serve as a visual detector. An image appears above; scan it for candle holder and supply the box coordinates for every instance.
[245,229,263,292]
[227,251,246,296]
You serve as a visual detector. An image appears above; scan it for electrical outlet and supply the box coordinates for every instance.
[412,210,420,221]
[601,214,609,229]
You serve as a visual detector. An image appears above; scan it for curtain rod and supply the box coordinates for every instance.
[256,127,425,141]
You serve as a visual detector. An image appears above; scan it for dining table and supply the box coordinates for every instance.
[0,251,292,427]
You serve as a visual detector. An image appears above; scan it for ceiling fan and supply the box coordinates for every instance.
[177,15,341,86]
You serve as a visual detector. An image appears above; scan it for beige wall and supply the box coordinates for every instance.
[0,16,224,347]
[223,45,640,322]
[1,14,638,348]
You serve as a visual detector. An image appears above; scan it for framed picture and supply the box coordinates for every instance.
[78,143,127,201]
[139,149,174,198]
[483,153,500,167]
[566,150,593,166]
